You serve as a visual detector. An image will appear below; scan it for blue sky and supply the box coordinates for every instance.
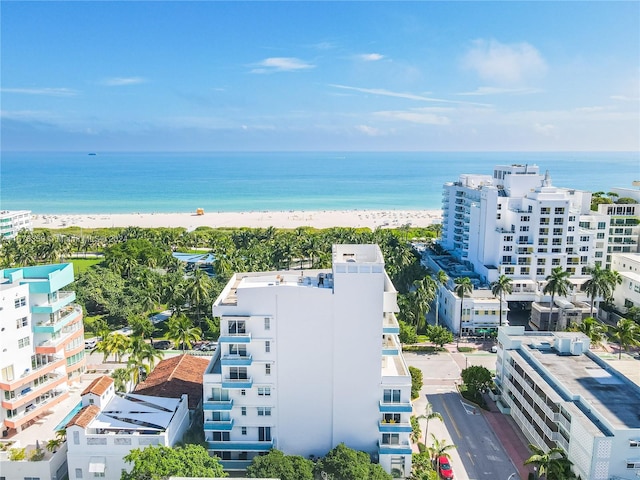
[1,1,639,151]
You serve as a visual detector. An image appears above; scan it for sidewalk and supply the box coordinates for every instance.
[482,394,534,480]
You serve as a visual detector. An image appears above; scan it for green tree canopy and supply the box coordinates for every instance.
[461,365,493,396]
[246,449,313,480]
[313,443,392,480]
[426,325,454,348]
[121,444,226,480]
[409,366,424,400]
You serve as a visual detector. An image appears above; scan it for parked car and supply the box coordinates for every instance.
[85,337,99,350]
[491,345,498,353]
[152,340,173,350]
[438,456,454,479]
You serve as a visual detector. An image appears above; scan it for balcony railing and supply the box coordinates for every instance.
[378,440,412,455]
[222,377,253,389]
[207,440,274,451]
[379,401,412,413]
[218,332,252,343]
[204,399,234,410]
[204,419,234,431]
[378,421,412,433]
[221,354,253,366]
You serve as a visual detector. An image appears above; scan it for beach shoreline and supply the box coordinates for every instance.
[31,209,442,230]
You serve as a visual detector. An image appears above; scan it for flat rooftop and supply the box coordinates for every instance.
[515,333,640,431]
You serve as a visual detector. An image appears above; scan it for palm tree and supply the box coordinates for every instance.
[185,269,212,326]
[417,403,444,447]
[111,367,132,392]
[413,277,437,332]
[491,274,513,328]
[524,444,570,479]
[583,264,611,317]
[104,333,132,363]
[427,434,456,466]
[434,270,448,327]
[609,318,640,359]
[543,267,572,331]
[567,317,606,348]
[454,277,473,337]
[167,314,202,351]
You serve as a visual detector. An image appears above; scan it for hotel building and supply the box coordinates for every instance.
[610,253,640,312]
[495,326,640,480]
[0,210,32,240]
[203,244,412,476]
[66,376,190,480]
[0,263,86,435]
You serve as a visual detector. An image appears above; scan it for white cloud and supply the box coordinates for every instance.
[329,84,491,107]
[374,108,451,125]
[610,95,640,102]
[250,57,315,73]
[458,86,543,96]
[462,39,547,85]
[358,53,384,62]
[534,123,556,137]
[355,125,383,136]
[101,77,146,86]
[1,87,78,97]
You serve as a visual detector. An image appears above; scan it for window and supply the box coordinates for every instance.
[502,256,512,264]
[503,245,512,252]
[567,236,574,244]
[630,439,640,447]
[241,407,247,416]
[538,238,548,246]
[521,216,530,222]
[258,426,271,442]
[553,228,563,236]
[73,431,80,445]
[598,222,606,229]
[539,228,548,235]
[229,367,248,379]
[555,207,565,214]
[257,407,272,416]
[580,235,590,242]
[383,389,401,403]
[18,337,30,348]
[75,469,83,479]
[537,258,546,265]
[241,427,247,435]
[382,434,400,445]
[14,297,26,308]
[16,317,28,329]
[520,267,529,275]
[553,218,564,225]
[265,364,271,375]
[265,341,270,353]
[540,218,550,225]
[552,259,561,266]
[264,318,271,330]
[93,473,105,478]
[258,387,271,396]
[212,432,230,441]
[536,268,545,275]
[520,226,529,232]
[228,320,246,334]
[540,207,550,214]
[627,461,640,469]
[552,238,562,246]
[1,365,14,383]
[240,389,246,396]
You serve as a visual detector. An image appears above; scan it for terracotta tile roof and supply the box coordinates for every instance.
[81,376,114,396]
[66,404,100,428]
[134,354,209,410]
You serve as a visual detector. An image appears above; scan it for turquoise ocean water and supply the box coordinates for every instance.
[1,151,638,214]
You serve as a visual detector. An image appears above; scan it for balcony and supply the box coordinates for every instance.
[3,390,68,429]
[31,291,76,314]
[378,440,412,455]
[33,305,82,333]
[379,401,412,413]
[207,440,274,451]
[221,354,253,366]
[378,421,412,433]
[219,460,253,470]
[204,419,234,431]
[218,333,251,344]
[222,377,253,389]
[382,312,400,334]
[204,399,234,411]
[382,336,400,356]
[1,374,66,410]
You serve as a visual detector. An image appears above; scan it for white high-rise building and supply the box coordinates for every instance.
[495,326,640,480]
[0,210,32,240]
[0,263,86,435]
[441,165,606,302]
[203,244,412,476]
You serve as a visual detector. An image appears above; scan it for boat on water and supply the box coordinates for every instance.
[88,152,97,156]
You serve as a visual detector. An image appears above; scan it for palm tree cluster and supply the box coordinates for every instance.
[524,444,577,480]
[583,264,622,316]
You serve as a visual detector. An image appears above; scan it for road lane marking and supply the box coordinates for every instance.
[442,399,462,439]
[467,451,475,465]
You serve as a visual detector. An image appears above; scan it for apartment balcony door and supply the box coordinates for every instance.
[258,427,271,442]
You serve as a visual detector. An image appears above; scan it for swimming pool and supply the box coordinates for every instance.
[54,401,82,431]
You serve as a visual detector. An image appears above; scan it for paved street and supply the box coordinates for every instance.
[406,351,522,480]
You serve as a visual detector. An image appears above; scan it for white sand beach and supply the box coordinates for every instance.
[32,210,442,230]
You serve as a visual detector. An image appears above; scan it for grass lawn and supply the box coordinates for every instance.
[70,258,103,274]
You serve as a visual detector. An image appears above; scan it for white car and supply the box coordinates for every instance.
[491,345,498,353]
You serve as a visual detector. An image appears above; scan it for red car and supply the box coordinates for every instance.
[438,455,454,479]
